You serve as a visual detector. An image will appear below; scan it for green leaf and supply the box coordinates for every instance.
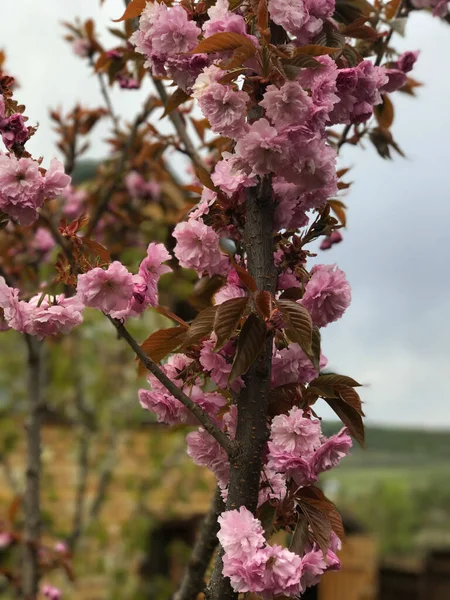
[277,299,313,355]
[213,297,249,351]
[229,313,267,382]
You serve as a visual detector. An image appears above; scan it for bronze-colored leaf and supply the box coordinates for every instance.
[154,305,189,328]
[289,515,309,555]
[180,306,218,349]
[191,32,257,55]
[325,397,365,446]
[229,257,257,293]
[328,199,347,227]
[138,326,187,375]
[374,94,394,130]
[161,87,191,118]
[313,373,361,387]
[342,17,378,41]
[229,313,267,382]
[297,490,345,540]
[196,165,218,192]
[255,290,273,320]
[386,0,402,20]
[335,385,365,416]
[113,0,146,22]
[297,498,332,555]
[213,297,249,350]
[294,44,341,56]
[277,299,313,355]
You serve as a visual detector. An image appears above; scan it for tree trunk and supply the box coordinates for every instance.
[22,336,43,599]
[206,176,277,599]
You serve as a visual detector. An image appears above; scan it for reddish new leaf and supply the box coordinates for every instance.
[294,44,341,56]
[196,165,219,192]
[191,32,257,54]
[162,87,191,118]
[229,256,257,293]
[289,515,309,555]
[328,199,347,227]
[297,498,332,555]
[325,397,365,446]
[213,297,249,350]
[113,0,147,21]
[180,306,218,349]
[255,290,273,320]
[335,384,365,416]
[138,326,187,375]
[229,313,267,383]
[154,305,189,328]
[277,299,313,354]
[374,94,394,130]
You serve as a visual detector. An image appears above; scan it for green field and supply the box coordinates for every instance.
[320,423,450,558]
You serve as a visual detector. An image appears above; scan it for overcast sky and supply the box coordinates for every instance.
[2,2,450,428]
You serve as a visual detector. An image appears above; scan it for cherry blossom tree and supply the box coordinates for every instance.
[0,0,448,598]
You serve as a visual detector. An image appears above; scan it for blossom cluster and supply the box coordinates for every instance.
[218,506,340,597]
[0,96,29,150]
[0,154,70,225]
[0,242,171,338]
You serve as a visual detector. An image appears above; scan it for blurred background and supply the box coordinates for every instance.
[1,1,450,599]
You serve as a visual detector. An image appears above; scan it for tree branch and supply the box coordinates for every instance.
[151,78,206,172]
[22,335,43,600]
[206,175,277,600]
[109,318,235,456]
[173,487,224,600]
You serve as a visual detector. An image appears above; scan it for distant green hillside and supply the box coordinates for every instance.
[322,422,450,466]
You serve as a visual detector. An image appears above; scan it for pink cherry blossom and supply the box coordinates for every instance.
[222,549,270,593]
[27,295,83,339]
[301,264,351,328]
[300,549,328,589]
[264,544,303,598]
[0,97,29,149]
[0,153,45,225]
[186,428,230,487]
[198,83,249,139]
[269,407,322,454]
[211,152,257,197]
[43,159,71,199]
[312,427,353,475]
[260,82,313,129]
[235,119,285,176]
[173,218,229,276]
[218,506,266,558]
[72,38,91,57]
[61,185,87,219]
[203,0,248,37]
[76,261,134,316]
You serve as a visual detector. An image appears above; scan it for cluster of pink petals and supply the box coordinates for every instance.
[267,407,352,487]
[268,0,335,44]
[320,230,343,250]
[76,243,171,319]
[131,1,204,90]
[125,171,160,200]
[411,0,448,17]
[32,228,55,255]
[0,278,83,339]
[60,185,88,219]
[203,0,249,38]
[0,96,29,150]
[0,154,70,225]
[300,264,351,328]
[72,38,91,57]
[218,506,340,597]
[139,352,227,425]
[42,584,62,600]
[197,83,249,140]
[329,60,388,125]
[271,343,327,388]
[382,50,420,93]
[173,218,229,276]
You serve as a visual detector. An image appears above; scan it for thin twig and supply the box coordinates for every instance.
[152,78,206,172]
[109,318,235,456]
[22,335,43,600]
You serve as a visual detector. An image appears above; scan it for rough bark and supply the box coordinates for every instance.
[173,488,224,600]
[206,176,277,600]
[22,336,43,600]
